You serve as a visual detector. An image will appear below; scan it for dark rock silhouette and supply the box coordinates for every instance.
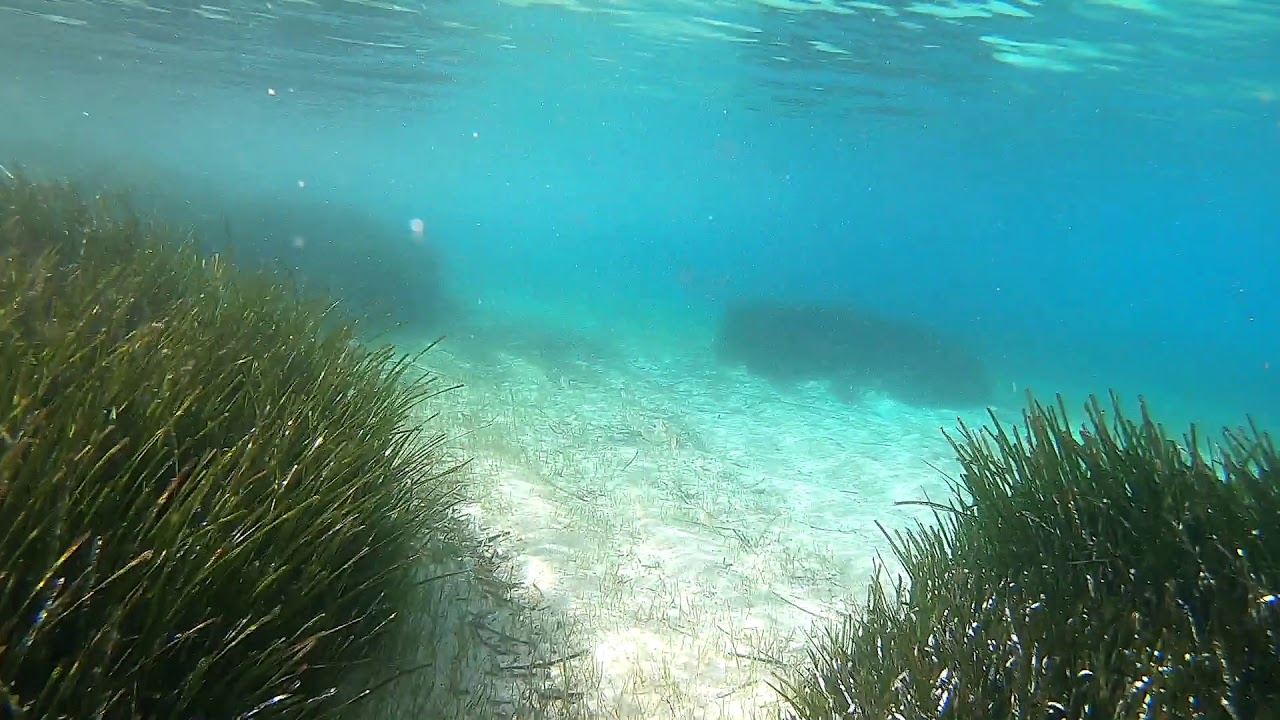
[192,193,449,331]
[715,301,993,409]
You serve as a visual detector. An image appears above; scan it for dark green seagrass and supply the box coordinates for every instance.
[782,395,1279,719]
[0,173,458,718]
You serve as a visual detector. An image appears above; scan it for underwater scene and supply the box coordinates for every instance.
[1,0,1278,718]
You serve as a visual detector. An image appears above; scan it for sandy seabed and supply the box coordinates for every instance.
[392,306,995,719]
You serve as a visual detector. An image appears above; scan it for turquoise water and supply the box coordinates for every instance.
[3,0,1276,432]
[4,1,1278,715]
[6,0,1277,435]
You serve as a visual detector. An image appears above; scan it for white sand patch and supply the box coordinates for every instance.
[394,315,993,718]
[525,552,560,590]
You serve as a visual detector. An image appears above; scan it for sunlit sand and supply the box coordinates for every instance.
[392,303,997,718]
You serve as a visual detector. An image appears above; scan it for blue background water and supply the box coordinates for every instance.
[2,0,1277,431]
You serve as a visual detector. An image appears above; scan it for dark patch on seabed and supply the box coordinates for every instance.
[189,191,452,332]
[715,301,993,409]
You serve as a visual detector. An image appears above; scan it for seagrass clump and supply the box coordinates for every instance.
[781,394,1280,719]
[0,173,459,718]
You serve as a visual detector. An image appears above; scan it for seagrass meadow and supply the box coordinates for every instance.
[0,172,582,719]
[780,396,1280,719]
[2,169,1279,720]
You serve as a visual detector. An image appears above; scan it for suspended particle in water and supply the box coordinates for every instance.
[268,88,276,96]
[292,235,306,249]
[297,179,306,189]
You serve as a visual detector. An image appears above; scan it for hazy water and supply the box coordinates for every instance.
[2,0,1278,429]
